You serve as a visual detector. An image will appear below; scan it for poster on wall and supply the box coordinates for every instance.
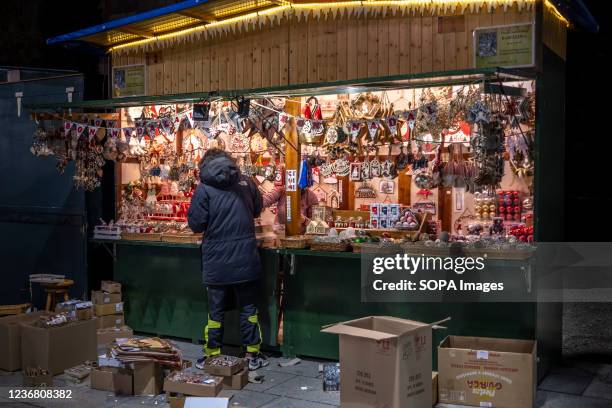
[113,65,146,98]
[474,23,534,69]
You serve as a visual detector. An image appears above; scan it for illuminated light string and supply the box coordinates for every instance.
[107,0,568,54]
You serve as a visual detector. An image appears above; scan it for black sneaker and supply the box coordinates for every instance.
[246,353,269,371]
[195,357,206,370]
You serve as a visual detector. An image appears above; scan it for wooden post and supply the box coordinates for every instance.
[337,176,351,210]
[284,98,301,236]
[397,172,412,206]
[438,186,453,233]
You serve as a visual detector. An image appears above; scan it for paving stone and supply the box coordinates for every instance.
[261,358,325,378]
[552,361,612,379]
[264,376,339,405]
[583,377,612,400]
[259,396,338,408]
[538,373,593,395]
[536,390,612,408]
[244,370,296,392]
[219,389,276,407]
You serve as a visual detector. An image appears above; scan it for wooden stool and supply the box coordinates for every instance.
[41,279,75,311]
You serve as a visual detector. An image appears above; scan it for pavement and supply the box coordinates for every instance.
[1,338,611,407]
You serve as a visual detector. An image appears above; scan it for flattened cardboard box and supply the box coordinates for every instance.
[322,316,434,408]
[96,313,125,329]
[222,368,248,390]
[97,326,133,346]
[91,291,122,305]
[90,366,133,395]
[101,280,122,294]
[0,311,48,371]
[21,318,97,375]
[438,335,536,408]
[164,375,223,397]
[95,302,123,316]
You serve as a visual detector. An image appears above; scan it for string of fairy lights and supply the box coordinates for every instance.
[108,0,568,54]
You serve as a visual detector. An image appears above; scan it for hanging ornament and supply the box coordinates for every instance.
[332,157,350,177]
[348,120,362,143]
[160,117,174,134]
[87,126,98,142]
[123,128,133,144]
[467,100,491,124]
[147,120,158,136]
[93,118,104,128]
[106,120,117,129]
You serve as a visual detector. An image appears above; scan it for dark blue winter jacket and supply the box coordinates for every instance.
[187,154,263,285]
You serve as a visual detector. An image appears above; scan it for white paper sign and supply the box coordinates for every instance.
[286,170,297,192]
[286,195,292,222]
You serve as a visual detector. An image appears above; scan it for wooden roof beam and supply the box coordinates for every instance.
[175,9,217,23]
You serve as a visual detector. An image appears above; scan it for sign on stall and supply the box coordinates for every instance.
[474,23,535,68]
[112,65,146,97]
[286,170,297,192]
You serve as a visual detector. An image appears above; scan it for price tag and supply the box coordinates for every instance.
[286,195,292,222]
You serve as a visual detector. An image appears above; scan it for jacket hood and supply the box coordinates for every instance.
[199,155,240,188]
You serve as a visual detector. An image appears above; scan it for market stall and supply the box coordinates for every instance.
[29,0,575,376]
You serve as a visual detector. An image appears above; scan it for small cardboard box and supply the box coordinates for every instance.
[21,318,97,375]
[101,281,122,294]
[23,370,53,387]
[96,313,125,329]
[0,312,48,371]
[55,301,93,321]
[167,393,186,408]
[438,336,537,408]
[132,361,163,396]
[164,374,223,397]
[222,368,248,390]
[91,291,122,305]
[94,302,123,316]
[90,366,133,395]
[204,356,245,377]
[98,353,125,368]
[321,316,434,408]
[97,326,133,346]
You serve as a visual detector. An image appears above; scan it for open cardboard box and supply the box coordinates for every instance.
[20,318,97,375]
[90,366,133,395]
[322,315,447,408]
[0,311,49,371]
[438,335,537,408]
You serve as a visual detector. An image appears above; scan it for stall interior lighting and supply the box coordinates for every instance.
[105,0,575,53]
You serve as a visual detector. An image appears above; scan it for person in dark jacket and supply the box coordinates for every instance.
[188,148,268,371]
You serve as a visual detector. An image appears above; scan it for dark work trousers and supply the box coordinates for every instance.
[204,280,262,356]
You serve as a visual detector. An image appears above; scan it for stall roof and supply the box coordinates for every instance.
[25,67,532,110]
[47,0,598,50]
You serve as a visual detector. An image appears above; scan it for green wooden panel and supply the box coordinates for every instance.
[114,244,279,347]
[281,252,537,369]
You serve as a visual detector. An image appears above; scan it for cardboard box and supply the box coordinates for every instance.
[222,368,248,390]
[132,361,163,395]
[204,356,245,377]
[167,393,185,408]
[0,312,47,371]
[164,374,223,397]
[96,313,125,329]
[432,371,438,406]
[23,371,53,387]
[101,281,122,294]
[55,301,93,321]
[91,291,122,305]
[438,336,537,408]
[90,366,133,395]
[21,318,97,375]
[94,302,123,316]
[97,326,133,346]
[321,316,433,408]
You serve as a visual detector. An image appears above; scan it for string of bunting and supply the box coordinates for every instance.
[61,110,197,144]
